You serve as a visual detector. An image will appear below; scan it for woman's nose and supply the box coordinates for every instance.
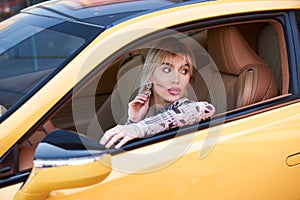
[172,71,180,84]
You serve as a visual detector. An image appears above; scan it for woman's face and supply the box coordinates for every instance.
[150,54,192,106]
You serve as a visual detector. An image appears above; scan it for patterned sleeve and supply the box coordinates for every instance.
[133,101,215,138]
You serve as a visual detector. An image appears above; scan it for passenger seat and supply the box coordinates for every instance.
[207,25,279,110]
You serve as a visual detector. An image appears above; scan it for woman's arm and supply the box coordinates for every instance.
[136,101,215,137]
[100,101,215,148]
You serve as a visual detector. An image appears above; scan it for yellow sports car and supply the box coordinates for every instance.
[1,0,300,199]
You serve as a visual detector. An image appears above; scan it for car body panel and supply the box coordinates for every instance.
[43,101,300,199]
[0,0,300,199]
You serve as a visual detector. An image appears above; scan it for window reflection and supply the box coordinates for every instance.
[0,0,46,21]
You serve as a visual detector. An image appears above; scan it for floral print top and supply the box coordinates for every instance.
[130,98,215,138]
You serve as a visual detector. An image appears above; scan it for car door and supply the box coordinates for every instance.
[72,11,300,199]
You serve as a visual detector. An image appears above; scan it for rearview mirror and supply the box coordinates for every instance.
[15,130,111,200]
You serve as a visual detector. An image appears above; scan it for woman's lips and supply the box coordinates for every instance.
[168,87,181,95]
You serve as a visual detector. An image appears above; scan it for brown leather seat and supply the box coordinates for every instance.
[207,25,279,110]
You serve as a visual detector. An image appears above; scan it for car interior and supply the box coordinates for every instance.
[84,20,289,140]
[0,19,292,177]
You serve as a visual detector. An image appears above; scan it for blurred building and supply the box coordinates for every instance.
[0,0,46,21]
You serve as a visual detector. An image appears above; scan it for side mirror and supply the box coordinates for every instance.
[15,130,111,200]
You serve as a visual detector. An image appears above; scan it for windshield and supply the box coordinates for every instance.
[0,12,102,119]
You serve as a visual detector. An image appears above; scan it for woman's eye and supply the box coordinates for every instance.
[162,67,172,73]
[181,69,189,75]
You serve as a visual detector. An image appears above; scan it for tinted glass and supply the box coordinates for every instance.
[0,12,102,118]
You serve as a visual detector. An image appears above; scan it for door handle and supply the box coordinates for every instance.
[287,153,300,166]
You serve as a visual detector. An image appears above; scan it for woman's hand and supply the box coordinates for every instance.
[100,124,142,149]
[128,93,150,122]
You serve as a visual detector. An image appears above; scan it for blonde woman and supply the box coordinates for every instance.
[100,37,215,149]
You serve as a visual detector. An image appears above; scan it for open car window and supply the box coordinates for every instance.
[46,17,290,144]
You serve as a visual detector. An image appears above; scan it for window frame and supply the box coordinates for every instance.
[287,10,300,94]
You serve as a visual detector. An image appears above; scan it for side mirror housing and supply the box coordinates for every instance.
[15,130,111,200]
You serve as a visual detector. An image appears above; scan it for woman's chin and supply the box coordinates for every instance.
[167,95,184,102]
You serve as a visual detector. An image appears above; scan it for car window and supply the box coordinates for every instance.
[0,13,103,118]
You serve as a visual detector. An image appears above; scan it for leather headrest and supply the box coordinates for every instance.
[207,26,268,75]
